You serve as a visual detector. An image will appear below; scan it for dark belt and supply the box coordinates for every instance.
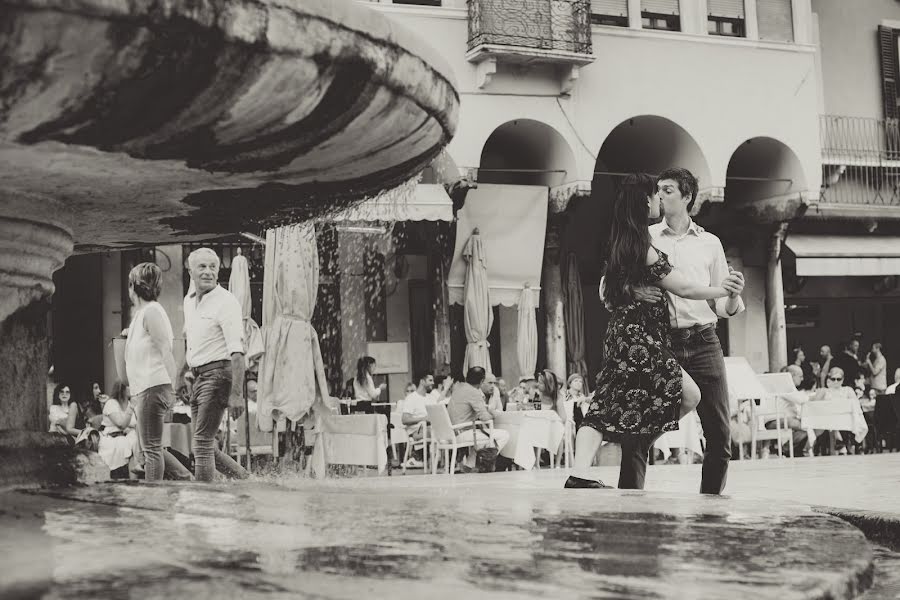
[670,323,715,339]
[191,359,230,377]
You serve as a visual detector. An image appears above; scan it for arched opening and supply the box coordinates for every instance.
[725,137,807,208]
[478,119,577,186]
[568,116,711,381]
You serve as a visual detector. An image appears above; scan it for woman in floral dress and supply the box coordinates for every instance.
[565,173,731,489]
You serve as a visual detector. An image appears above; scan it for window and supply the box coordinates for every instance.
[757,0,793,42]
[642,12,680,31]
[708,17,745,37]
[591,0,628,27]
[707,0,745,38]
[641,0,679,31]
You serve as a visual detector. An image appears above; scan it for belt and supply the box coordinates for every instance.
[190,359,230,376]
[670,323,715,338]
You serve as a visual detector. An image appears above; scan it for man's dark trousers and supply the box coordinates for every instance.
[618,326,731,494]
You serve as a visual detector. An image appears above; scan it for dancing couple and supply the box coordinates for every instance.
[565,168,745,494]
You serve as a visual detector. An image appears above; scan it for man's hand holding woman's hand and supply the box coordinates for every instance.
[722,267,745,298]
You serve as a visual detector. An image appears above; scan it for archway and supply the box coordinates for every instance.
[478,119,577,186]
[725,136,807,208]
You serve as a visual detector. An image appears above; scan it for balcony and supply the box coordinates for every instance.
[818,115,900,210]
[466,0,595,91]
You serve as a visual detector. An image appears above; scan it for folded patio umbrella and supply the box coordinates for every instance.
[257,223,332,432]
[462,228,493,376]
[228,250,264,369]
[562,252,588,388]
[516,285,537,380]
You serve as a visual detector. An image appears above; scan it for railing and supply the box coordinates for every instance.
[819,115,900,206]
[467,0,593,55]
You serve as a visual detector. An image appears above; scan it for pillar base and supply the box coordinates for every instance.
[0,431,109,488]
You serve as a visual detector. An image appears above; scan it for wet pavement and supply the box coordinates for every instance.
[0,467,878,600]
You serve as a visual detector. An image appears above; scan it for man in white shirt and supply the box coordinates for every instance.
[402,372,438,439]
[625,168,745,494]
[182,248,248,481]
[886,368,900,395]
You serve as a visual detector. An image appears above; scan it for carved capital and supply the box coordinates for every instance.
[0,194,73,324]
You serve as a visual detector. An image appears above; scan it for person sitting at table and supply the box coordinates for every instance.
[535,369,567,422]
[354,356,385,401]
[447,367,510,469]
[565,373,590,429]
[485,373,504,412]
[763,365,811,457]
[98,382,142,478]
[49,383,72,435]
[402,372,438,438]
[812,366,860,455]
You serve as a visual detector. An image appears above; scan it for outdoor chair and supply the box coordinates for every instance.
[754,373,800,459]
[425,404,493,475]
[229,412,282,467]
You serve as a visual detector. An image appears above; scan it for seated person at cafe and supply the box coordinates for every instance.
[812,366,861,454]
[447,367,510,467]
[764,365,811,455]
[402,372,439,439]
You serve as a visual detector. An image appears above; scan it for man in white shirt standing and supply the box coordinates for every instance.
[626,168,746,494]
[182,248,249,481]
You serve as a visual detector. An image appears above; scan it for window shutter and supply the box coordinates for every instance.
[708,0,744,19]
[757,0,793,42]
[879,26,899,120]
[592,0,628,17]
[641,0,679,15]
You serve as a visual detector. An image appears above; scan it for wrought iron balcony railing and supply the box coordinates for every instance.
[819,115,900,206]
[467,0,593,56]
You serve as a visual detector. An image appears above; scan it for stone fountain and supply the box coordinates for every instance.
[0,0,458,476]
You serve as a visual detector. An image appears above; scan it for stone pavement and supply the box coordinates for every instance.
[2,456,893,599]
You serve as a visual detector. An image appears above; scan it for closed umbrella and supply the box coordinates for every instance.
[257,223,332,432]
[228,249,264,369]
[516,284,537,379]
[462,228,493,375]
[562,252,588,388]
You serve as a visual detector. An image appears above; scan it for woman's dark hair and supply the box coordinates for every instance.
[537,369,560,403]
[601,173,656,308]
[110,381,129,404]
[128,262,163,302]
[52,383,71,406]
[789,347,804,364]
[356,356,376,386]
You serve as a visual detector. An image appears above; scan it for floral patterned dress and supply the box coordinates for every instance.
[581,250,682,440]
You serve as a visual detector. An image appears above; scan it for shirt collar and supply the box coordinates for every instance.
[188,284,220,301]
[660,218,704,237]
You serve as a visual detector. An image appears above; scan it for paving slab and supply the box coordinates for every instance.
[0,474,874,600]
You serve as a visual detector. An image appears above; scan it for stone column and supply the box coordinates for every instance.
[543,219,566,380]
[765,224,789,372]
[0,194,73,430]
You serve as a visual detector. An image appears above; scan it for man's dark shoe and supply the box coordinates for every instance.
[564,476,613,489]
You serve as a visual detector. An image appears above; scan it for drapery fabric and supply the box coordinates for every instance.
[462,229,493,375]
[516,286,537,379]
[561,252,588,388]
[257,224,332,432]
[228,252,264,368]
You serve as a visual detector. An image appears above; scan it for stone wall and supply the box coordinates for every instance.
[0,302,50,431]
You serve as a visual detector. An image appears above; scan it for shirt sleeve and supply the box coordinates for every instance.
[710,238,745,318]
[470,394,493,422]
[219,294,245,355]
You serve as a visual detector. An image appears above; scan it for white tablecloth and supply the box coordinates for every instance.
[310,414,388,477]
[653,413,704,459]
[801,398,868,443]
[494,410,564,470]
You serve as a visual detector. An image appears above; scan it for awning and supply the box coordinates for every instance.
[329,183,453,222]
[448,184,548,307]
[784,235,900,276]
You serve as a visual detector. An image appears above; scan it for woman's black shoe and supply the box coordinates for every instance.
[564,476,613,489]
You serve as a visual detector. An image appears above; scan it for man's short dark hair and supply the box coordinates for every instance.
[416,371,434,385]
[657,167,699,212]
[465,367,486,386]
